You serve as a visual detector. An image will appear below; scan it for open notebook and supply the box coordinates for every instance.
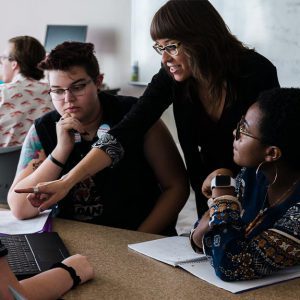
[128,236,300,294]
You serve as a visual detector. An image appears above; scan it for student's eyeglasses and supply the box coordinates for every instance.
[0,55,14,64]
[153,42,181,56]
[235,116,261,141]
[49,80,93,101]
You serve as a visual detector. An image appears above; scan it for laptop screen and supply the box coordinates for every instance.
[44,25,88,53]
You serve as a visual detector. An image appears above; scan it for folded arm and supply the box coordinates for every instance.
[8,125,71,219]
[203,198,300,281]
[137,120,189,234]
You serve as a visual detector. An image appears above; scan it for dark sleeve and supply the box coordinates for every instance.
[203,202,300,281]
[108,67,174,149]
[0,239,8,257]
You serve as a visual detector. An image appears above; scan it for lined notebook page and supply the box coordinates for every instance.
[128,236,206,266]
[179,261,300,294]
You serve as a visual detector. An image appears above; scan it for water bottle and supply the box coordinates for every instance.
[131,61,139,82]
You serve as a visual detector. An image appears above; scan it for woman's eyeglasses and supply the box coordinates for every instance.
[235,116,261,141]
[49,80,92,101]
[153,42,181,56]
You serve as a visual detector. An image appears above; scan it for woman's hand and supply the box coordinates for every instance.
[202,168,233,198]
[14,177,73,211]
[192,210,210,250]
[62,254,94,284]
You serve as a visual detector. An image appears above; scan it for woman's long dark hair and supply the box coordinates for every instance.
[151,0,252,104]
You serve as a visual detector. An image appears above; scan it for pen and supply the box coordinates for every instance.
[8,286,27,300]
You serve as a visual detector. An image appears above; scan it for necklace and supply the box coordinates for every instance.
[245,178,299,237]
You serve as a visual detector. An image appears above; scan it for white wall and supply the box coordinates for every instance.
[0,0,136,95]
[0,0,177,141]
[131,0,300,88]
[210,0,300,87]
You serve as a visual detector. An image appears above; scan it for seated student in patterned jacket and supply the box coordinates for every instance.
[8,41,189,236]
[0,36,53,147]
[190,88,300,281]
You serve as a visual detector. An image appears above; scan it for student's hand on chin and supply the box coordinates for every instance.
[56,113,77,153]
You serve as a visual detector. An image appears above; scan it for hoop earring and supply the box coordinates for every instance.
[256,161,278,187]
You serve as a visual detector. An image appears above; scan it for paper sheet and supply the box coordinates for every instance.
[128,236,206,266]
[129,236,300,293]
[0,210,51,234]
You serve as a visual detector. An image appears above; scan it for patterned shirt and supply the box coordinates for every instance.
[202,168,300,281]
[0,74,53,147]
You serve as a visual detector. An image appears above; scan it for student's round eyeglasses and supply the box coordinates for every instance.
[235,116,261,141]
[49,80,93,101]
[153,42,181,56]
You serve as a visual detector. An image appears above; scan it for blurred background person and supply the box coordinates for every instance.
[0,35,53,147]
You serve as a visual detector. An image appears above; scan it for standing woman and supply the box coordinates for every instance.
[17,0,279,217]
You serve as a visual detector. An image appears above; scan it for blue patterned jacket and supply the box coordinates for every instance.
[203,168,300,281]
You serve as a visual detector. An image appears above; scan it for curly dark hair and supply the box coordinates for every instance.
[257,87,300,169]
[9,36,46,80]
[38,42,100,82]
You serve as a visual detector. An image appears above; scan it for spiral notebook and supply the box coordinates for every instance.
[128,236,300,293]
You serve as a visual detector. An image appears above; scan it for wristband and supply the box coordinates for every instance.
[48,154,65,168]
[189,228,203,254]
[50,262,81,289]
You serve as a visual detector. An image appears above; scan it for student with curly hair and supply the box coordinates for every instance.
[9,41,189,235]
[191,88,300,281]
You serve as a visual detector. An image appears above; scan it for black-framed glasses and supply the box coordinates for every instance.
[153,42,181,56]
[49,80,93,101]
[235,116,261,141]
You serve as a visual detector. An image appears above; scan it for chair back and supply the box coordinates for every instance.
[0,146,22,204]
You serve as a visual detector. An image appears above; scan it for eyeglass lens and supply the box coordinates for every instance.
[235,120,241,140]
[153,43,180,56]
[50,81,91,101]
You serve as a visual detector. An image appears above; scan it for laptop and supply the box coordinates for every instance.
[1,232,70,279]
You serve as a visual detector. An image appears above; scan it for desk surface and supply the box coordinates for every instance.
[53,219,300,300]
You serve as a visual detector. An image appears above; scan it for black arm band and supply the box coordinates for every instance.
[50,262,81,289]
[48,154,65,168]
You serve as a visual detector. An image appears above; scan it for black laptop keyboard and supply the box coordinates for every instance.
[1,235,40,277]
